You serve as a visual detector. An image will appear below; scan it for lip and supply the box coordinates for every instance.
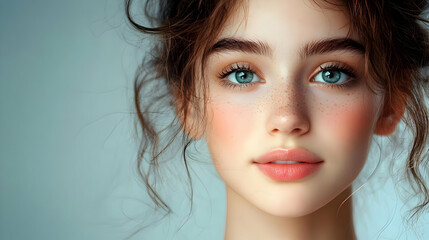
[253,148,324,181]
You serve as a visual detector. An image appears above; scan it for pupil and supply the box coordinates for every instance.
[236,71,253,83]
[322,70,340,83]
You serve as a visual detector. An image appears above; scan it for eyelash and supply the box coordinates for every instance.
[217,63,260,89]
[216,62,358,90]
[315,63,357,89]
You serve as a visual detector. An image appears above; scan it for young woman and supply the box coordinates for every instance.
[125,0,429,239]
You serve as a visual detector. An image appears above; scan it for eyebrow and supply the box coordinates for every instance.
[209,38,272,56]
[300,38,365,58]
[208,37,365,58]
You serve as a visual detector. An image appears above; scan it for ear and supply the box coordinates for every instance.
[174,94,204,140]
[374,99,405,136]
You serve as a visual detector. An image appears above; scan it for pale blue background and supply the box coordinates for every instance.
[0,1,427,239]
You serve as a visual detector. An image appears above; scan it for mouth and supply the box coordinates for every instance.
[253,148,323,181]
[271,161,301,164]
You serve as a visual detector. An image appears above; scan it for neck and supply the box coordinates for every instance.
[224,187,356,240]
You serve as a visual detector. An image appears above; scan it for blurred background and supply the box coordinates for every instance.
[0,0,427,239]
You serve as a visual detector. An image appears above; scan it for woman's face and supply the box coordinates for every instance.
[201,0,384,217]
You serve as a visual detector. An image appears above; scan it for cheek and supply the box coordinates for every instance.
[312,91,382,182]
[205,102,256,166]
[207,103,242,143]
[315,92,380,149]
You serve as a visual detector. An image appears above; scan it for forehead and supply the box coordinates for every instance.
[218,0,357,47]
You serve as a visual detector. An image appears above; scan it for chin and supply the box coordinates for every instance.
[252,193,330,218]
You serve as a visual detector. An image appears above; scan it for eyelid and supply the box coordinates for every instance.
[217,62,264,80]
[310,62,357,80]
[216,62,265,90]
[307,61,360,90]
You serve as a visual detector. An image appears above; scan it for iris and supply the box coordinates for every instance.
[321,70,341,83]
[235,71,254,84]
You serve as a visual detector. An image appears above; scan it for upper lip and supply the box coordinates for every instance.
[253,148,324,164]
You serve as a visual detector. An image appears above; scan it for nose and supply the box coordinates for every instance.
[266,86,310,137]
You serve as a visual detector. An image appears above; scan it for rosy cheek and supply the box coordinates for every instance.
[207,103,246,143]
[316,92,381,155]
[205,102,255,164]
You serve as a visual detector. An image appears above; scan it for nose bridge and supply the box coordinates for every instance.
[266,80,310,136]
[274,82,304,112]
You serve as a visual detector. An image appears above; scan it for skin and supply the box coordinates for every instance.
[184,0,401,239]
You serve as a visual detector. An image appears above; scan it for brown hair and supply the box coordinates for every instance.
[125,0,242,214]
[125,0,429,221]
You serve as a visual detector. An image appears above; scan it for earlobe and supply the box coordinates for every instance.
[374,115,398,136]
[374,103,405,136]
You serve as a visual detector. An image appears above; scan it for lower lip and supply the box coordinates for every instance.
[255,162,322,181]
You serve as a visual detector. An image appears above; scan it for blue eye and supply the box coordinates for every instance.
[313,65,354,85]
[227,70,261,84]
[218,63,263,89]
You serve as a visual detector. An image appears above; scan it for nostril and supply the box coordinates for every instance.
[291,128,303,135]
